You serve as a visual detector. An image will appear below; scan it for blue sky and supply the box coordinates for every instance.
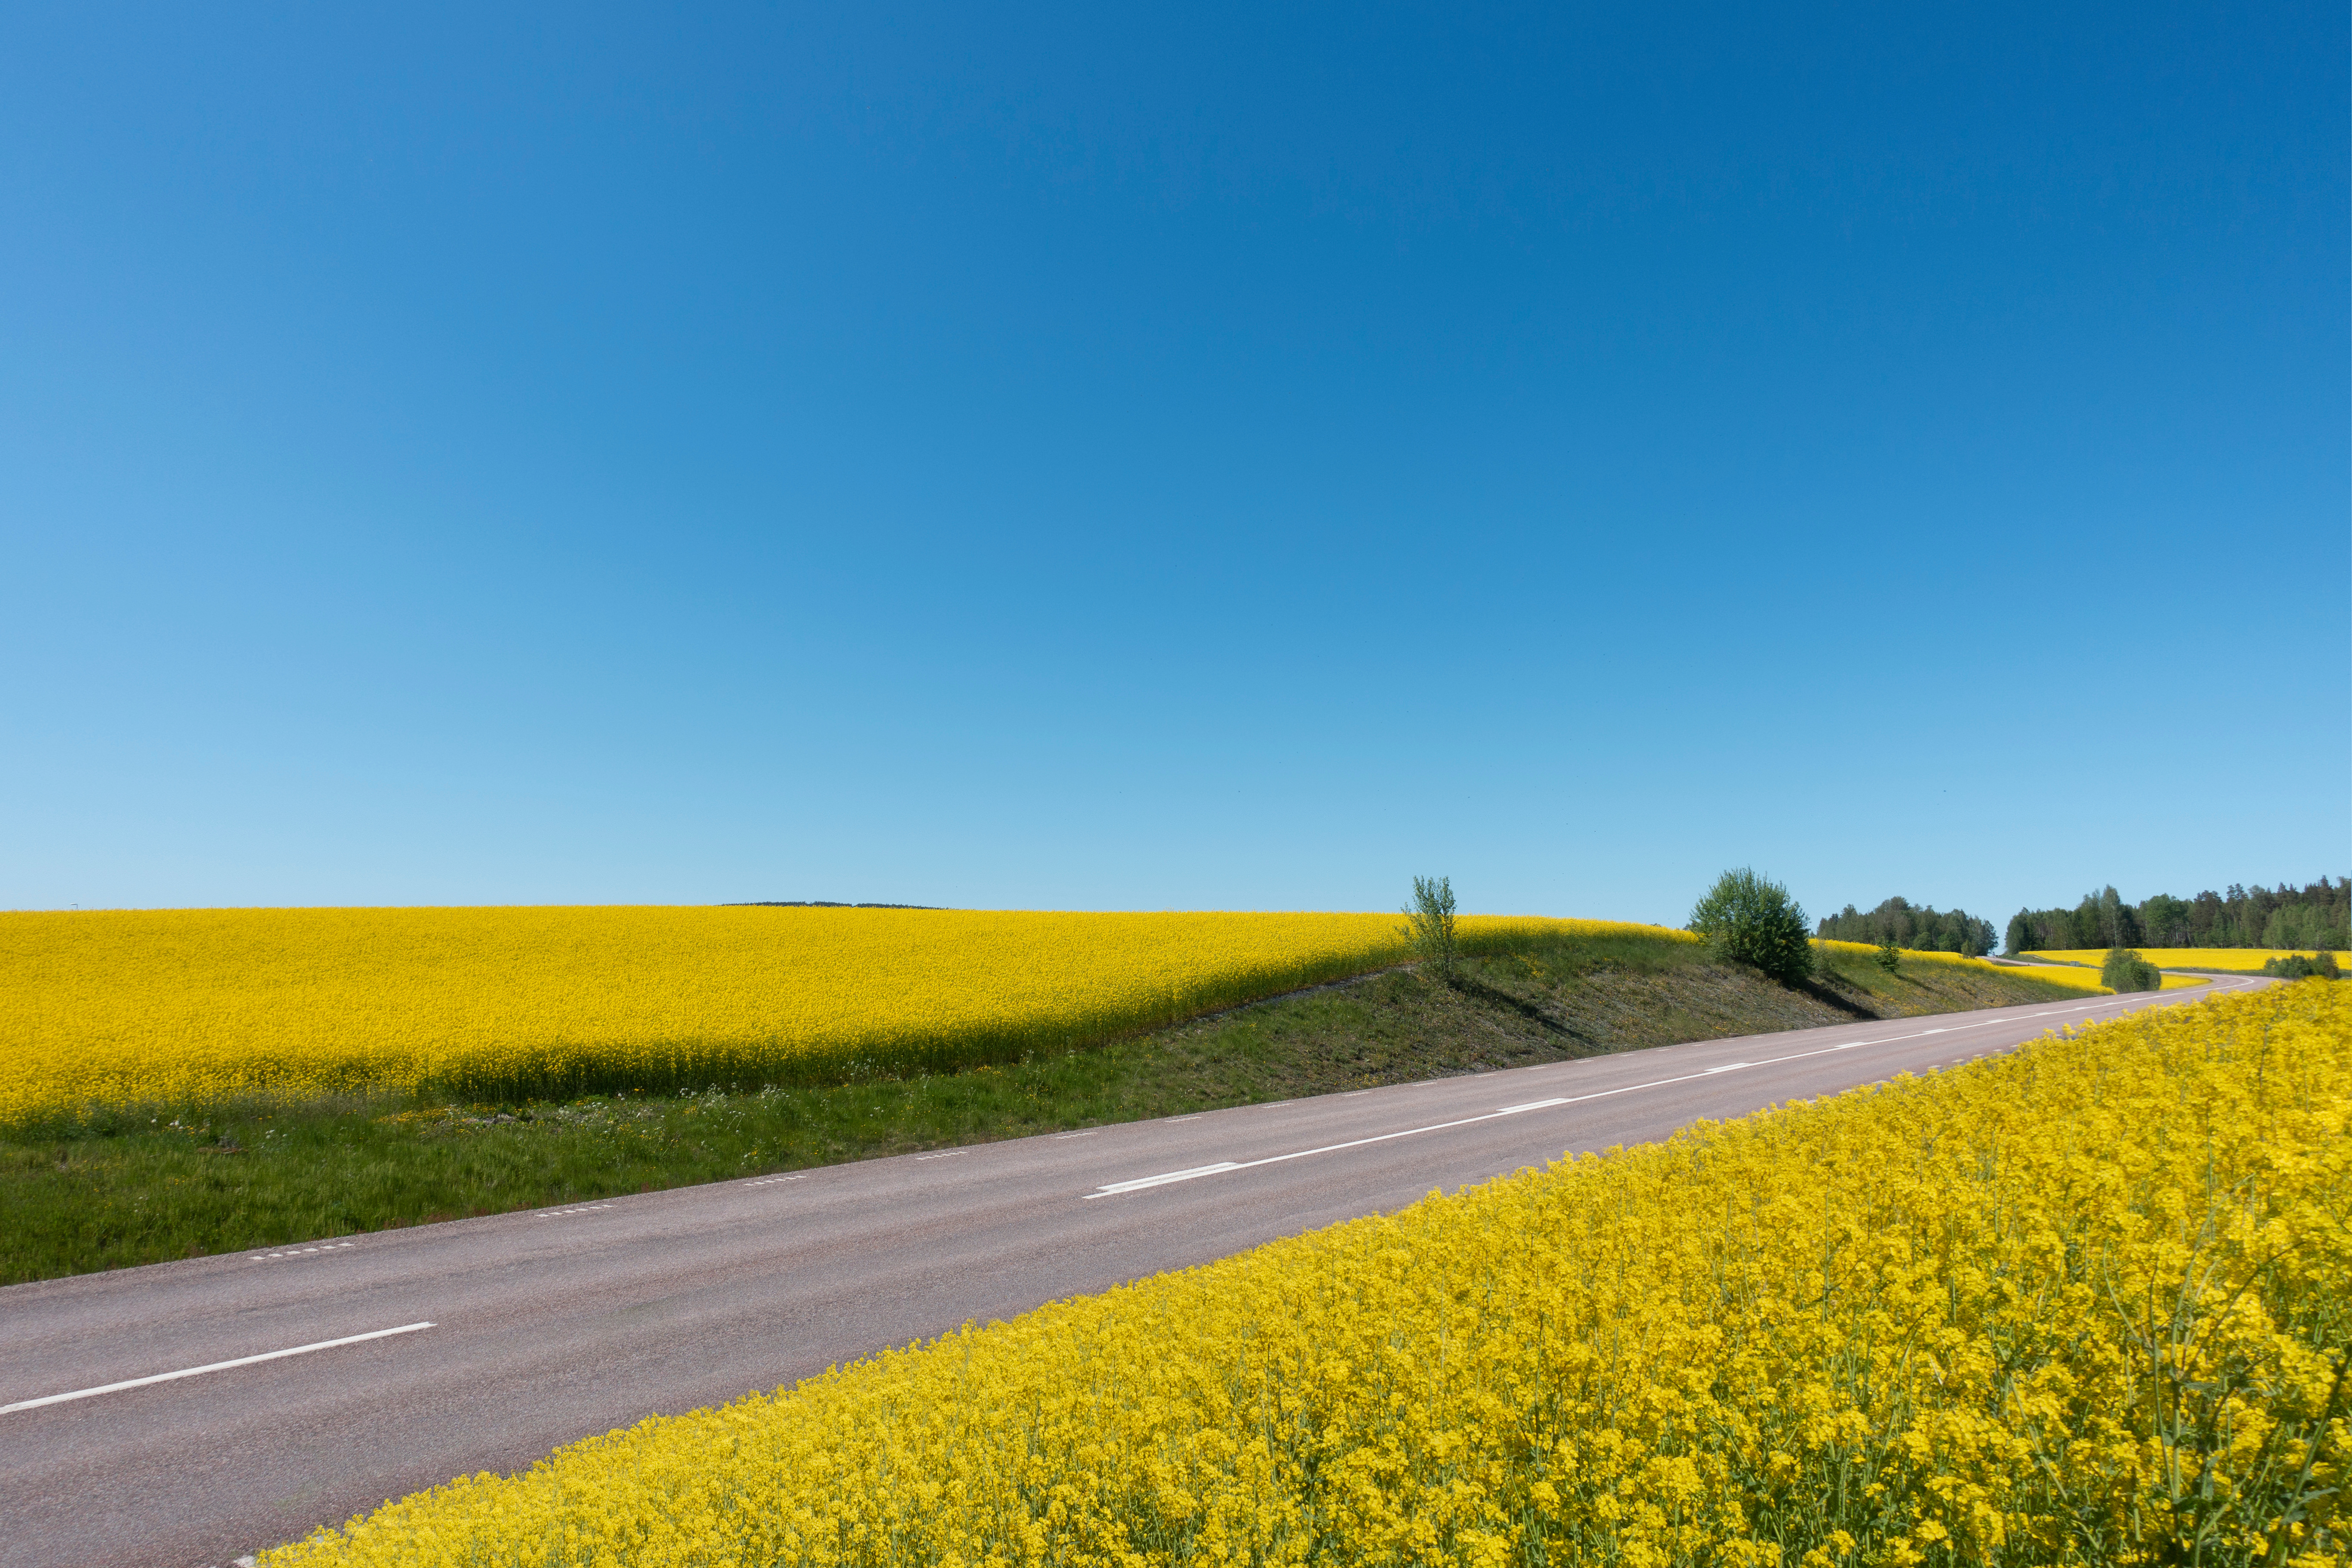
[3,2,2344,928]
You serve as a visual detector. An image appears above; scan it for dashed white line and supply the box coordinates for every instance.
[2,1323,436,1415]
[251,1242,357,1261]
[743,1174,810,1187]
[913,1149,968,1162]
[533,1205,615,1219]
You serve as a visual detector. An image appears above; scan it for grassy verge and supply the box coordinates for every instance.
[1,932,2091,1284]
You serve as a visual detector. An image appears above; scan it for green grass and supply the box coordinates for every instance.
[0,932,2089,1284]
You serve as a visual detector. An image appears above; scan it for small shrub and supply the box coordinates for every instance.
[2100,947,2161,993]
[1874,937,1901,973]
[1400,875,1460,984]
[2260,952,2341,980]
[1690,868,1813,986]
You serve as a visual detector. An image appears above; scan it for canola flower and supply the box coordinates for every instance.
[265,980,2349,1568]
[2027,947,2328,975]
[0,906,1669,1121]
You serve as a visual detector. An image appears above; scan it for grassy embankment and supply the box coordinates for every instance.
[3,927,2092,1283]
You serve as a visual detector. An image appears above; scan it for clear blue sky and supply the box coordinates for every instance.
[3,3,2344,927]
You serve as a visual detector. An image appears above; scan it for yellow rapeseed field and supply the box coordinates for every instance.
[265,980,2349,1568]
[2027,947,2327,974]
[0,906,1672,1121]
[1813,939,2177,992]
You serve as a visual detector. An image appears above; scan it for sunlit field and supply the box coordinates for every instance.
[1813,939,2206,992]
[0,906,1676,1121]
[2025,946,2325,973]
[263,975,2348,1567]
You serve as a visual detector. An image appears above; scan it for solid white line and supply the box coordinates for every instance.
[1094,1162,1241,1195]
[1086,1097,1574,1199]
[1089,997,2174,1201]
[1,1323,436,1415]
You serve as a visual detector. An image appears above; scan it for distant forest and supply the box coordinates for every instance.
[1817,897,1998,957]
[2004,878,2349,954]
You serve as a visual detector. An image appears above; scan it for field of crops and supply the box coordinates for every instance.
[1817,939,2125,991]
[1821,941,2211,992]
[1818,938,2102,988]
[2026,947,2326,974]
[263,979,2347,1568]
[0,906,1671,1122]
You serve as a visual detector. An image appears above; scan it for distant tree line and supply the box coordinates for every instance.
[1816,897,1997,958]
[2004,878,2349,954]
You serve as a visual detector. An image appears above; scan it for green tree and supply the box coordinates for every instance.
[1817,896,1995,956]
[1399,875,1460,984]
[2263,903,2349,952]
[2005,908,2037,956]
[2100,946,2160,993]
[2138,892,2193,946]
[2007,876,2346,952]
[1690,867,1813,985]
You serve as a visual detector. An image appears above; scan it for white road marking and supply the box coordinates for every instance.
[2,1323,436,1415]
[913,1149,968,1162]
[1094,1162,1243,1195]
[1702,1062,1752,1074]
[743,1173,810,1187]
[251,1242,357,1261]
[1087,1097,1575,1200]
[1054,1129,1100,1139]
[533,1205,615,1218]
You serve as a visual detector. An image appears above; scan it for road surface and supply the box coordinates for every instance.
[0,975,2264,1567]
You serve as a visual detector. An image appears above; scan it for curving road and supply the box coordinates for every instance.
[0,976,2265,1568]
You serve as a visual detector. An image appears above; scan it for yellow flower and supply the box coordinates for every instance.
[257,982,2349,1567]
[0,906,1665,1118]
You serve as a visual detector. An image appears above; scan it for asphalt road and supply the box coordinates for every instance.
[0,974,2266,1568]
